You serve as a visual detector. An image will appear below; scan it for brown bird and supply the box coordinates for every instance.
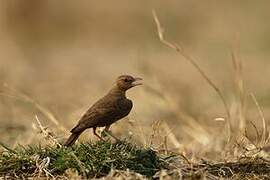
[64,75,142,146]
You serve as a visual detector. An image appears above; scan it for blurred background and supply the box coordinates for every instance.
[1,0,270,160]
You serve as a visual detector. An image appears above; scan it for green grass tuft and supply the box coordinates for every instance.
[0,140,168,178]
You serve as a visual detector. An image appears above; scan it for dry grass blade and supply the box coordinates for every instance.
[144,83,210,145]
[161,121,181,149]
[149,120,162,146]
[231,51,246,134]
[248,120,260,146]
[34,115,62,147]
[250,93,267,147]
[152,9,231,140]
[35,156,54,179]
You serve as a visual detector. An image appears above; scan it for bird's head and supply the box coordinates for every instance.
[116,75,143,91]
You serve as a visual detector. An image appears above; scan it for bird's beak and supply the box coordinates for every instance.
[132,77,143,87]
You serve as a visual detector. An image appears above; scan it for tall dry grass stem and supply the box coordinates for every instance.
[231,51,246,134]
[152,9,231,140]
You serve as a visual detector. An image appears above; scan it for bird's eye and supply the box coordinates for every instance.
[124,78,129,82]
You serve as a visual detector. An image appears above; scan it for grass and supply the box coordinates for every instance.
[0,140,169,179]
[1,140,270,179]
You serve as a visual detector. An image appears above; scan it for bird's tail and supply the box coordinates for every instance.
[63,132,81,147]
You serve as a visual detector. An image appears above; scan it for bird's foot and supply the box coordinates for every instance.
[102,130,121,142]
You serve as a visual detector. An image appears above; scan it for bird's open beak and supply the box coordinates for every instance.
[132,77,143,87]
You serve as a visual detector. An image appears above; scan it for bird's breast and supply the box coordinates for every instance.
[116,98,133,116]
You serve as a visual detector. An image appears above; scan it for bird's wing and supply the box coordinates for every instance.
[70,103,118,133]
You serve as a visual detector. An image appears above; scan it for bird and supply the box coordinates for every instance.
[64,75,143,146]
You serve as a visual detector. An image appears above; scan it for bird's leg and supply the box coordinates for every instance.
[104,125,110,132]
[103,125,121,142]
[93,127,104,141]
